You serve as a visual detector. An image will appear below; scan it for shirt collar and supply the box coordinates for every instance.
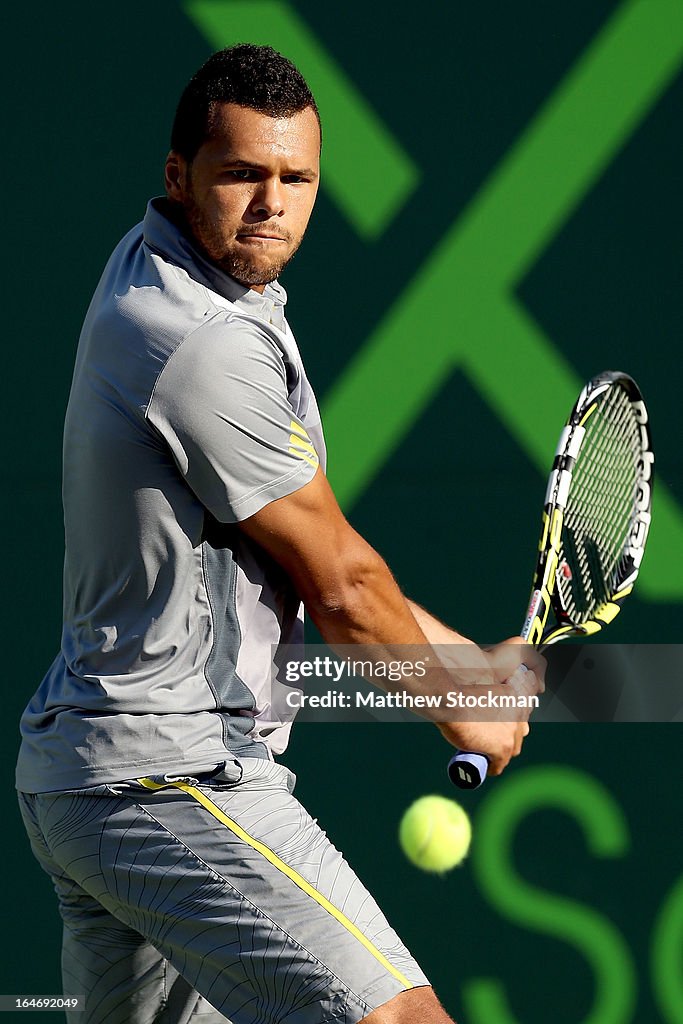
[142,197,287,327]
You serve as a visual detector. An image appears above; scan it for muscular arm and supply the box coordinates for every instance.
[240,467,542,773]
[241,469,426,646]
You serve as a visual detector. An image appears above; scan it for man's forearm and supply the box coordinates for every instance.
[406,601,472,646]
[240,470,541,759]
[239,470,514,696]
[302,545,496,699]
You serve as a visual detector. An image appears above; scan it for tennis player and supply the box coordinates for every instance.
[16,45,543,1024]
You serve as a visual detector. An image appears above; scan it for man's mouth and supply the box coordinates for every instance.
[237,232,288,242]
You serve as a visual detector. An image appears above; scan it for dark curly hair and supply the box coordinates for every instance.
[171,44,321,161]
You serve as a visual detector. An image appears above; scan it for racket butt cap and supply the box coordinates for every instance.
[448,752,489,790]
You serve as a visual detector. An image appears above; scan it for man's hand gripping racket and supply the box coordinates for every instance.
[448,371,654,789]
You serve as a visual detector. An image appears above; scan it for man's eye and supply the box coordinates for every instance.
[227,169,258,181]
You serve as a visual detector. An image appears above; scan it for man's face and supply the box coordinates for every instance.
[166,103,321,292]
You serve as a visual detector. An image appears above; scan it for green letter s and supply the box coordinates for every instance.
[464,765,636,1024]
[651,872,683,1023]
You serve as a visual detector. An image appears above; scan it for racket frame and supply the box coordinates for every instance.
[521,371,653,649]
[449,370,654,790]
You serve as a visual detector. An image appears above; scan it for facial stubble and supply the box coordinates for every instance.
[182,186,302,288]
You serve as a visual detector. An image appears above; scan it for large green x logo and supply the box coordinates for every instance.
[186,0,683,600]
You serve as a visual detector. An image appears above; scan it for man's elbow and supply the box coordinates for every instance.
[302,541,391,621]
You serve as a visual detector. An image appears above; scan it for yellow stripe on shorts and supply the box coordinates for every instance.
[138,777,413,990]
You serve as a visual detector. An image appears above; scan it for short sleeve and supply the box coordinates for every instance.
[147,315,320,523]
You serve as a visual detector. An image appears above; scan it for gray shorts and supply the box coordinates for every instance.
[18,758,428,1024]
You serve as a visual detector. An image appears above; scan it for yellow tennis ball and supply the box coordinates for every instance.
[399,795,472,873]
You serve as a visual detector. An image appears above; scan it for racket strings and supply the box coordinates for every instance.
[557,386,641,622]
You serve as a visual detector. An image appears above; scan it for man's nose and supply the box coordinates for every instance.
[251,178,284,217]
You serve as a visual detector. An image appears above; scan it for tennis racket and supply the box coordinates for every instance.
[448,370,654,789]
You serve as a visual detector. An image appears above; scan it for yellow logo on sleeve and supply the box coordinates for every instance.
[289,421,319,468]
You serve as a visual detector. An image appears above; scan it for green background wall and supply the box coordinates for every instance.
[4,1,682,1021]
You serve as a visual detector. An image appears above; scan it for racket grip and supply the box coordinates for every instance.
[447,751,489,790]
[446,664,530,790]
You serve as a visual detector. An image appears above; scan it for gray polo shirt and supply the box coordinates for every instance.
[16,198,326,793]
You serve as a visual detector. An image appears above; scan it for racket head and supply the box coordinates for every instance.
[522,371,653,648]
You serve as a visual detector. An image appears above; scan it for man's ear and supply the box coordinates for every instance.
[165,151,188,201]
